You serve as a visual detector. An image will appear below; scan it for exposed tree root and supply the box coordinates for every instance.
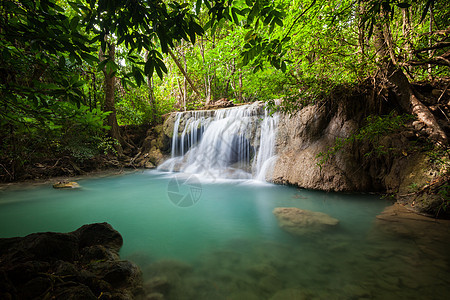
[383,66,448,146]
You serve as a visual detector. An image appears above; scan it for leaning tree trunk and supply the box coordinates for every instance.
[167,47,200,97]
[99,40,124,156]
[374,16,448,146]
[200,35,212,105]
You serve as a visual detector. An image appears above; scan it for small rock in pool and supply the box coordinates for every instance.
[273,207,339,236]
[53,181,80,189]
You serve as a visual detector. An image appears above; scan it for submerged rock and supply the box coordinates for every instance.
[373,203,450,240]
[273,207,339,236]
[53,181,80,189]
[144,276,170,294]
[0,223,143,300]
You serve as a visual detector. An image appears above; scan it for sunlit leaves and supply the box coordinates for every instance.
[360,0,436,39]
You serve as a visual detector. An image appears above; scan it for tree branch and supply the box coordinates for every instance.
[413,42,450,53]
[282,1,316,42]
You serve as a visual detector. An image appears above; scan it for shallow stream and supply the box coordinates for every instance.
[0,171,449,299]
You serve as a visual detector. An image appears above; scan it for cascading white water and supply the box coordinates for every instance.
[171,113,182,158]
[159,102,279,181]
[253,111,279,181]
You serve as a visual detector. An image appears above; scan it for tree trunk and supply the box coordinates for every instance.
[145,50,155,121]
[147,76,154,105]
[200,35,212,105]
[224,60,236,99]
[177,78,185,110]
[147,76,155,120]
[401,7,413,78]
[182,44,187,110]
[238,70,243,102]
[374,14,447,145]
[357,2,366,58]
[167,47,200,97]
[99,40,123,155]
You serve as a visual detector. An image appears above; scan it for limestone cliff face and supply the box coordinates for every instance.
[272,104,372,191]
[271,102,437,194]
[269,97,445,217]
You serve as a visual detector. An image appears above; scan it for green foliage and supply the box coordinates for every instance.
[426,143,450,216]
[0,0,97,106]
[359,113,416,142]
[97,137,121,156]
[115,87,153,126]
[437,184,450,214]
[82,0,205,82]
[317,112,415,167]
[407,182,420,192]
[0,99,110,180]
[0,1,116,180]
[427,143,450,172]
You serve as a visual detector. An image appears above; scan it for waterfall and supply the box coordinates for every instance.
[253,111,279,181]
[171,113,182,158]
[159,102,279,182]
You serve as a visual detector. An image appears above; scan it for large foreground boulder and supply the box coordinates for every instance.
[273,207,339,236]
[0,223,144,300]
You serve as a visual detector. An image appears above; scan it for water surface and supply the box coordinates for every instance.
[0,171,449,299]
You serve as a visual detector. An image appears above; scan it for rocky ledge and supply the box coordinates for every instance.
[0,223,144,300]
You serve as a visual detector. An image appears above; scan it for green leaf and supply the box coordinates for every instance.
[133,67,144,86]
[195,0,202,15]
[204,19,212,31]
[191,22,204,35]
[281,61,286,73]
[281,36,291,43]
[144,59,154,76]
[420,0,433,23]
[155,58,168,73]
[68,1,82,13]
[189,30,196,45]
[58,56,66,68]
[70,16,80,31]
[367,18,374,39]
[396,3,411,9]
[105,60,117,74]
[155,65,163,80]
[274,17,283,27]
[232,8,239,25]
[80,52,98,65]
[269,20,275,34]
[244,30,254,41]
[72,81,84,88]
[97,59,108,72]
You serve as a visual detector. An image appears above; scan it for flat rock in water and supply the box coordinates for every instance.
[53,181,80,189]
[273,207,339,236]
